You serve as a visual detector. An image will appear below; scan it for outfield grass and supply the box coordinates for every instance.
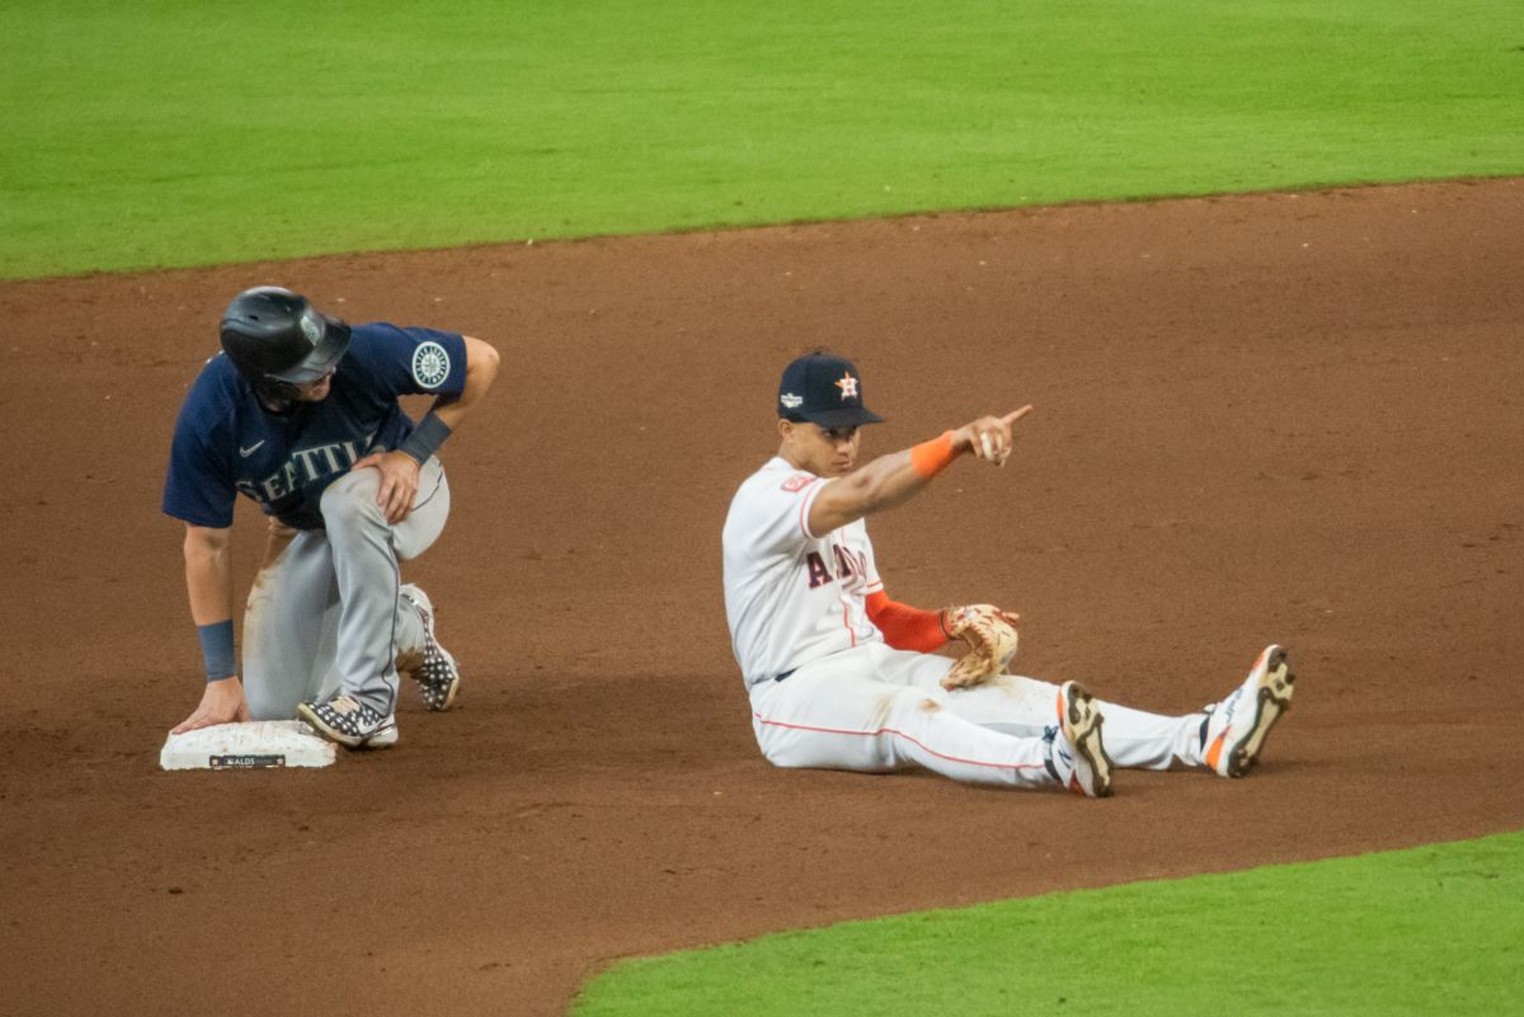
[4,0,1522,278]
[571,832,1524,1017]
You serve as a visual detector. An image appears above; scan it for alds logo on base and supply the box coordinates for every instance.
[210,754,286,769]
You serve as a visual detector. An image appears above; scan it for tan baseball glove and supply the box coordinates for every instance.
[941,604,1020,690]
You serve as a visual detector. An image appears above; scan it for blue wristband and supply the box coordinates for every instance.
[197,620,236,681]
[398,411,452,466]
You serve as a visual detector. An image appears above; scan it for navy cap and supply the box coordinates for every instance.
[777,352,885,428]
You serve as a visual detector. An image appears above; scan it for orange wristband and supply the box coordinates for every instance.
[910,431,958,479]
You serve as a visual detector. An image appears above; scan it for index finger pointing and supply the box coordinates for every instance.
[1002,405,1033,427]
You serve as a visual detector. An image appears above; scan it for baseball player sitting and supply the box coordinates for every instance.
[721,352,1295,796]
[164,287,500,749]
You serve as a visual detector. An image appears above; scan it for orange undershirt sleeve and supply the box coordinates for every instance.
[866,589,951,653]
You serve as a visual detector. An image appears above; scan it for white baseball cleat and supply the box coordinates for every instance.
[298,695,399,750]
[399,584,461,712]
[1202,644,1295,777]
[1048,681,1114,798]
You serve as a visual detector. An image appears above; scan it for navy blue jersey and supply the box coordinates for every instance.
[163,323,468,530]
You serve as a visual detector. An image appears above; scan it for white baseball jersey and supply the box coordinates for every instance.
[722,456,888,687]
[722,457,1217,789]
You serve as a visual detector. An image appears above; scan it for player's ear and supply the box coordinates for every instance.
[777,418,793,441]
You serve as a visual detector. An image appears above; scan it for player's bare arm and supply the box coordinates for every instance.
[353,335,502,524]
[803,406,1032,534]
[426,335,501,432]
[171,524,249,733]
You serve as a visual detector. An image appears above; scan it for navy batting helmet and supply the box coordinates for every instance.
[219,286,351,403]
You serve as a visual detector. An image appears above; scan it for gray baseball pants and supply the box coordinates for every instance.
[242,457,450,719]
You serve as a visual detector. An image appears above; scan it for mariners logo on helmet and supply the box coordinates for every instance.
[411,342,451,389]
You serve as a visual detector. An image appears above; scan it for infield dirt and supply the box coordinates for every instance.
[2,179,1521,1017]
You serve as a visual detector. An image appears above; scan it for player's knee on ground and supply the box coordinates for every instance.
[243,678,305,721]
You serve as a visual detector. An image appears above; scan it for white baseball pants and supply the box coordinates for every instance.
[748,642,1207,788]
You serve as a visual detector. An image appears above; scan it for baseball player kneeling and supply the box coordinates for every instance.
[163,287,500,749]
[721,352,1295,796]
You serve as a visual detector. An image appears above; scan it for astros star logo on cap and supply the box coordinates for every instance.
[835,373,860,400]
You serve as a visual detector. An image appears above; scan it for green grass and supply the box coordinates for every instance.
[4,0,1522,278]
[571,832,1524,1017]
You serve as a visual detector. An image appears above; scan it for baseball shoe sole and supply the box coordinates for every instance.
[1204,644,1295,777]
[1056,681,1114,798]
